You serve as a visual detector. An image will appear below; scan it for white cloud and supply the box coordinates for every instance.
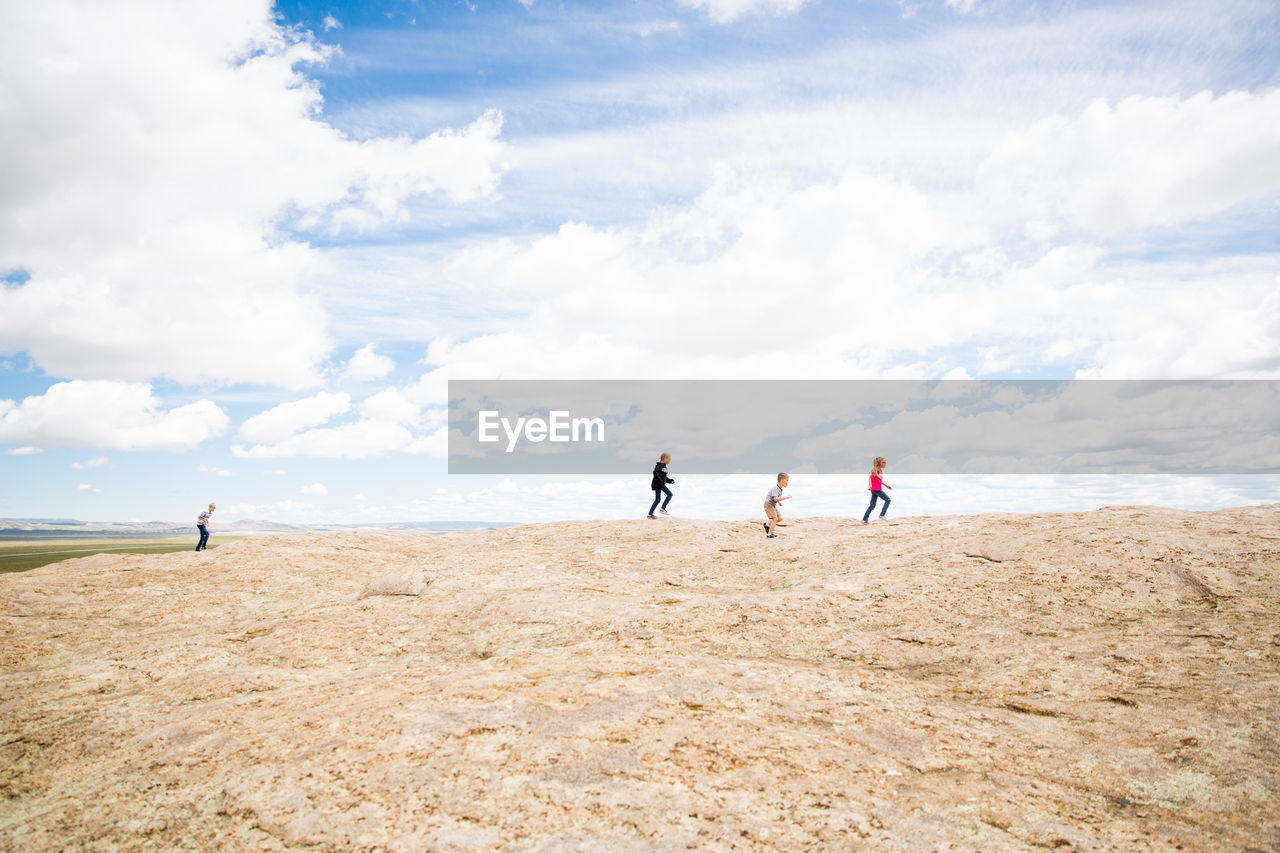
[6,446,41,455]
[343,344,395,382]
[71,456,109,468]
[359,387,420,424]
[416,168,986,386]
[679,0,811,24]
[322,14,341,31]
[1075,265,1280,379]
[198,464,234,477]
[76,483,100,492]
[238,391,351,444]
[300,482,328,496]
[404,426,448,457]
[635,20,680,37]
[402,128,1280,386]
[229,384,445,459]
[0,0,507,388]
[977,89,1280,235]
[0,381,228,451]
[224,499,313,519]
[232,418,416,459]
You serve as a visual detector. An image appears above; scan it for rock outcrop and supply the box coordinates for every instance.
[2,506,1278,850]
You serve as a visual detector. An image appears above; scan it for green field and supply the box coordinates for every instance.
[0,537,244,574]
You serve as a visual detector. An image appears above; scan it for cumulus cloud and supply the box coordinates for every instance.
[300,482,328,496]
[71,456,109,468]
[0,0,507,388]
[230,384,445,459]
[977,89,1280,235]
[0,381,228,451]
[402,129,1280,389]
[224,499,313,519]
[359,387,420,424]
[232,417,416,459]
[6,446,41,455]
[416,168,985,387]
[77,483,100,492]
[238,392,351,444]
[343,344,395,382]
[198,464,234,477]
[679,0,811,24]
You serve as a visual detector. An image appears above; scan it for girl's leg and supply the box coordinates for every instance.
[878,492,891,518]
[660,486,672,510]
[649,491,662,516]
[862,493,878,522]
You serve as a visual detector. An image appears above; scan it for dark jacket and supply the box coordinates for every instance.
[651,461,673,491]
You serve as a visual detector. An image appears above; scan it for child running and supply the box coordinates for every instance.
[764,472,791,538]
[648,453,675,518]
[196,501,215,551]
[862,457,891,524]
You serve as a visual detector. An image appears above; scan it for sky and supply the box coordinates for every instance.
[1,0,1278,524]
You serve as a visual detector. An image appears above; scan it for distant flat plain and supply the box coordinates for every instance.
[0,537,244,573]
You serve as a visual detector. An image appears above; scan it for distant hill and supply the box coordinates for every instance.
[0,519,192,538]
[0,518,513,539]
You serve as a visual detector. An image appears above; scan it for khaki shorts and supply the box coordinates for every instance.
[764,501,780,520]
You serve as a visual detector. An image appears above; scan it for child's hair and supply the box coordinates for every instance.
[777,472,789,482]
[872,457,887,470]
[660,453,671,462]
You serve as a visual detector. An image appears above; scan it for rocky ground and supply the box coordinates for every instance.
[2,505,1278,851]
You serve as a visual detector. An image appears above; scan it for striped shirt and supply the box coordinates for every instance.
[198,510,213,528]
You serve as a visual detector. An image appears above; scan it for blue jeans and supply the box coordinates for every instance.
[863,490,890,522]
[649,486,672,515]
[196,524,210,551]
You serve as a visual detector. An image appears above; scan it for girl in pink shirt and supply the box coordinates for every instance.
[862,457,891,524]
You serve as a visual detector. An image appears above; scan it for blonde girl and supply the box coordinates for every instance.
[861,457,891,524]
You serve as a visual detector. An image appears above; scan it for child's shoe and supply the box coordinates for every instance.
[659,509,669,515]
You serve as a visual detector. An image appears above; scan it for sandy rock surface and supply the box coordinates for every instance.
[2,506,1278,851]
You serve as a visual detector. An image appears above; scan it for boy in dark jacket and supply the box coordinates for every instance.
[648,453,674,518]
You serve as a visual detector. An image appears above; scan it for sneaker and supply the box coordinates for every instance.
[861,520,870,525]
[648,514,657,519]
[766,533,777,539]
[659,509,669,515]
